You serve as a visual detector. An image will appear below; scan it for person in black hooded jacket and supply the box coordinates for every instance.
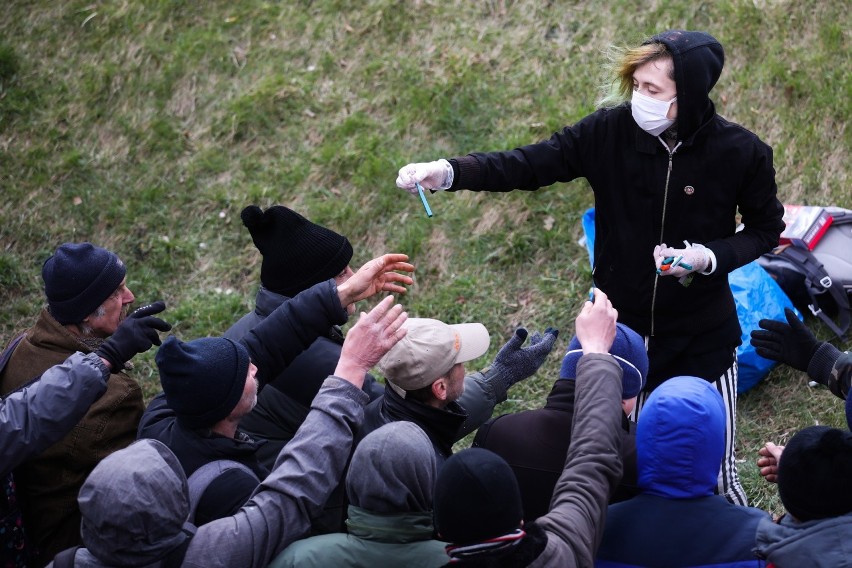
[395,30,785,505]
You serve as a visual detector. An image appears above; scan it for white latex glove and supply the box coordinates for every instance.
[653,242,711,278]
[396,159,452,193]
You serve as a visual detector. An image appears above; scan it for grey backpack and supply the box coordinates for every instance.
[758,207,852,338]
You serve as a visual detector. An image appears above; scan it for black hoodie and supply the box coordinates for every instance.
[449,30,784,356]
[648,30,725,142]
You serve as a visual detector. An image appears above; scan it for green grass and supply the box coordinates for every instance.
[1,0,849,517]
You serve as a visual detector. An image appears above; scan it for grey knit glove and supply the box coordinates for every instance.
[483,327,559,392]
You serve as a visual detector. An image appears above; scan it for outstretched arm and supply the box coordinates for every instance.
[244,255,413,385]
[752,307,849,399]
[535,290,623,566]
[336,254,414,307]
[457,327,559,439]
[188,297,408,568]
[1,352,109,477]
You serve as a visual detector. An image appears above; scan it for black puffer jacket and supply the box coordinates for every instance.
[450,30,784,341]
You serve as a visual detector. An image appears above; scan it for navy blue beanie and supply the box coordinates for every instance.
[559,322,648,398]
[241,205,353,298]
[42,242,127,324]
[433,448,523,545]
[155,336,250,429]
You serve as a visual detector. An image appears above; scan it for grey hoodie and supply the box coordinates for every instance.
[269,421,447,568]
[755,512,852,567]
[346,421,436,513]
[47,377,368,568]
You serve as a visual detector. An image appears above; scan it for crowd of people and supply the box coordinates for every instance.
[2,28,850,568]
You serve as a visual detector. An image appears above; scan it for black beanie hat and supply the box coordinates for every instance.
[42,242,127,324]
[778,425,852,521]
[241,205,353,297]
[433,448,523,545]
[155,336,250,429]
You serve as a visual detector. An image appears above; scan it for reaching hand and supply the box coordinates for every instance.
[337,254,415,308]
[96,301,172,372]
[334,296,408,388]
[653,242,711,278]
[751,307,819,372]
[487,326,559,392]
[396,160,452,193]
[757,442,784,484]
[575,288,618,355]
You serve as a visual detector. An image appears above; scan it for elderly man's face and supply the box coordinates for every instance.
[84,279,135,338]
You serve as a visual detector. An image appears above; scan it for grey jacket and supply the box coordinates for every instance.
[47,377,369,568]
[1,352,109,478]
[754,512,852,567]
[529,354,624,568]
[270,421,447,567]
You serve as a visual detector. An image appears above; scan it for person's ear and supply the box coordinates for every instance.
[431,378,448,401]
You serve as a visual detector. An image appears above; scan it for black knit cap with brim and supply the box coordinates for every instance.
[155,336,250,430]
[241,205,353,298]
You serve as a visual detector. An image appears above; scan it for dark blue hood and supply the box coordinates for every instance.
[646,30,725,141]
[637,376,726,498]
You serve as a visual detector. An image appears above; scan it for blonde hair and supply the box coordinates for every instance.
[597,42,672,108]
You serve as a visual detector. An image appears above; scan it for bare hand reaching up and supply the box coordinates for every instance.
[334,296,408,388]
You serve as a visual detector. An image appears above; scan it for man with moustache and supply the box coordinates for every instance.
[0,242,166,565]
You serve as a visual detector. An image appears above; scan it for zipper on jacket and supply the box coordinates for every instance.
[650,139,682,337]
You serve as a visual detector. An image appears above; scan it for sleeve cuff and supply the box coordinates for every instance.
[807,342,845,398]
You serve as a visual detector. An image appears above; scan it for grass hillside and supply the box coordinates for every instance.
[1,1,849,514]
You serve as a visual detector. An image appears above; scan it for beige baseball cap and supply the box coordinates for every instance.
[377,318,491,392]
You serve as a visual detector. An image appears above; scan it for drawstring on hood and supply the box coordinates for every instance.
[644,30,725,141]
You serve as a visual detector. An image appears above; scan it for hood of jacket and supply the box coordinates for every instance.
[78,439,193,566]
[346,421,436,514]
[755,512,852,567]
[646,30,724,141]
[637,376,725,497]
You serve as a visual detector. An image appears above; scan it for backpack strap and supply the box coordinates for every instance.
[0,334,26,386]
[186,460,258,522]
[161,524,197,568]
[51,545,80,568]
[781,246,850,338]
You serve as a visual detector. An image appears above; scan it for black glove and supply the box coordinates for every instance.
[485,327,559,392]
[751,307,820,372]
[96,301,172,373]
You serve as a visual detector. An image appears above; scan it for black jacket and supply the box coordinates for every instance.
[224,287,383,469]
[138,279,349,524]
[450,31,784,344]
[360,385,467,468]
[473,379,638,522]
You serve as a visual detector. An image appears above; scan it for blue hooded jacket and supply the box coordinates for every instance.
[596,377,769,567]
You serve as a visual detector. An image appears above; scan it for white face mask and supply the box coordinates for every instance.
[631,90,677,136]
